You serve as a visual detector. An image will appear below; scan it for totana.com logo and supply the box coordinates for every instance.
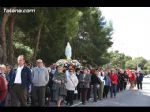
[3,8,36,13]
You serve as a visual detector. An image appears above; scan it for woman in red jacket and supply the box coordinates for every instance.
[109,70,118,98]
[129,71,136,90]
[0,65,8,106]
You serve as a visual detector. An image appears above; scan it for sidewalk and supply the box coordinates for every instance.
[71,84,131,107]
[47,99,82,107]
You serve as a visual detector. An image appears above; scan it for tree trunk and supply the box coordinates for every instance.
[73,39,76,59]
[32,22,43,64]
[1,13,10,64]
[8,15,15,65]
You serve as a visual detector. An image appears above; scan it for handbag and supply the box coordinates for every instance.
[74,87,78,94]
[59,85,67,96]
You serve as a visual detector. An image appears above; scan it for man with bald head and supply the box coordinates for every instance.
[9,55,32,106]
[31,59,49,106]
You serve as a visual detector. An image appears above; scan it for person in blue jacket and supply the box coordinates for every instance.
[9,55,32,106]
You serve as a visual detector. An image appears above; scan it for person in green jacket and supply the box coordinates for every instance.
[52,65,67,107]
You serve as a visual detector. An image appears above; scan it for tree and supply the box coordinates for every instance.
[134,57,147,69]
[7,14,15,65]
[144,61,150,70]
[0,7,114,66]
[125,60,136,69]
[72,7,113,66]
[37,8,80,64]
[125,57,147,70]
[1,12,11,64]
[109,50,132,69]
[0,7,16,64]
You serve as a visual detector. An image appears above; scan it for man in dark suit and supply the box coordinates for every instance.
[9,55,32,106]
[136,71,143,90]
[79,67,91,105]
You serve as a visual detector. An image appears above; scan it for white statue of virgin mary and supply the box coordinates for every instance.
[65,42,72,60]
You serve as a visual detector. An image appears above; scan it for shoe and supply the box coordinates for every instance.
[82,102,86,105]
[66,102,69,105]
[94,100,97,102]
[69,104,73,106]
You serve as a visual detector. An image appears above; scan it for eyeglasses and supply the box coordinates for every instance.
[69,71,74,73]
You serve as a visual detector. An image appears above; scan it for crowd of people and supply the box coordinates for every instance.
[0,55,144,107]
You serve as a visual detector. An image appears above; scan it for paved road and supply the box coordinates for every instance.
[73,78,150,107]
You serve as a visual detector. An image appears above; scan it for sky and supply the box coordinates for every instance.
[100,7,150,60]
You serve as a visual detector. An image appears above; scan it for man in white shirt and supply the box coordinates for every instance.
[10,55,32,106]
[14,66,24,84]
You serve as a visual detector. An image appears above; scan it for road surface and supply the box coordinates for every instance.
[73,77,150,107]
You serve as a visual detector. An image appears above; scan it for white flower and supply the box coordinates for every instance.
[56,59,81,67]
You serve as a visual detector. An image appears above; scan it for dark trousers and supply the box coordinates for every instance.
[0,100,5,107]
[50,87,54,101]
[31,86,46,106]
[87,88,91,101]
[119,82,124,91]
[117,84,120,92]
[93,84,98,101]
[123,82,127,90]
[137,81,142,89]
[5,91,11,106]
[11,84,27,106]
[66,90,74,106]
[103,85,110,98]
[81,88,88,104]
[110,84,117,98]
[77,86,81,100]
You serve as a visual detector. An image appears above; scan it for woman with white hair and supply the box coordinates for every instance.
[65,67,78,106]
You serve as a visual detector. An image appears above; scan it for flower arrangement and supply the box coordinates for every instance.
[56,59,81,68]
